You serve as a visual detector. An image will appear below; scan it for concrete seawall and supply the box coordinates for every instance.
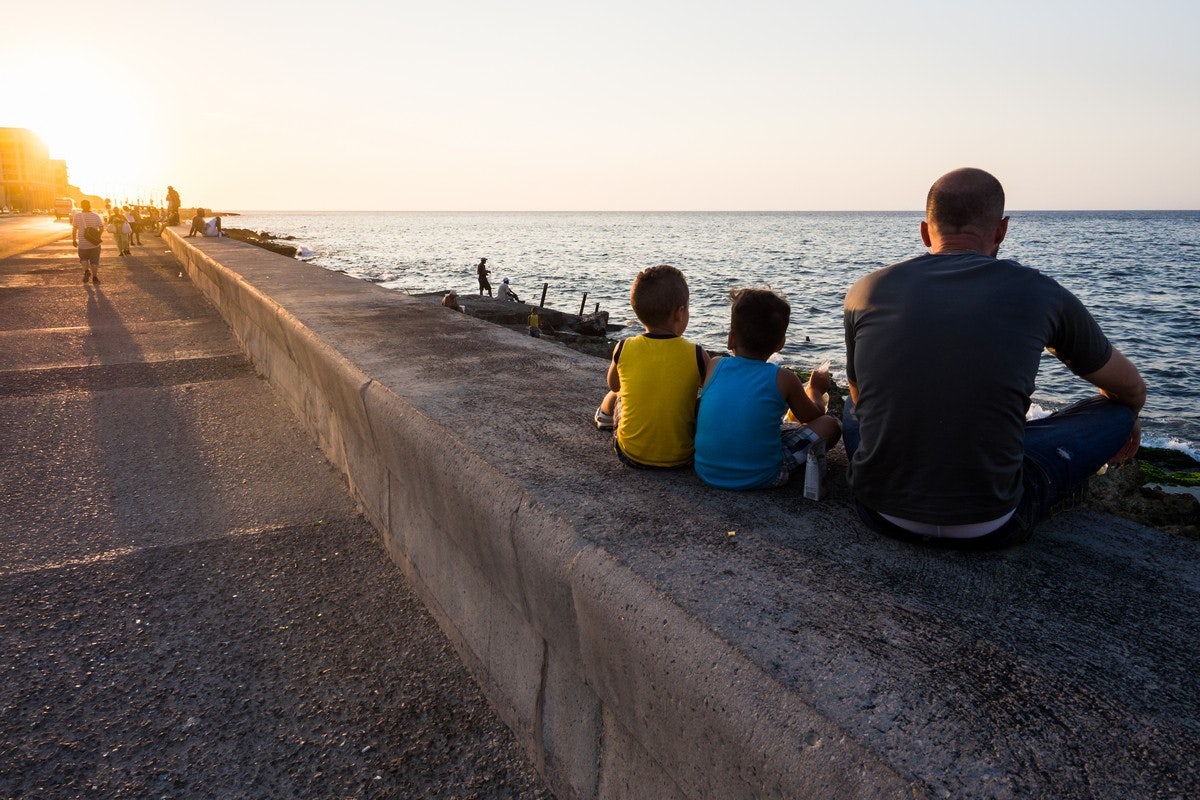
[164,228,1199,799]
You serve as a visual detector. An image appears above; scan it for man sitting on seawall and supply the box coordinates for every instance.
[187,208,206,237]
[842,168,1146,550]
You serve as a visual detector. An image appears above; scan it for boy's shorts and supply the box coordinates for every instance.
[613,438,691,470]
[767,423,824,488]
[610,398,691,470]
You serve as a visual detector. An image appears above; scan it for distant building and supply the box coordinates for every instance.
[0,128,71,212]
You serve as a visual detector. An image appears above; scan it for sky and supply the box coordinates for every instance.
[4,0,1198,211]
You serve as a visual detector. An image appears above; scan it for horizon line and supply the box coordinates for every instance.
[209,208,1200,214]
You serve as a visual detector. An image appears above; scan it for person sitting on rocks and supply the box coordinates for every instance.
[497,278,521,303]
[441,291,464,312]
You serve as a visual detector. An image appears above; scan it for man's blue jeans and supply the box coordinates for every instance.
[842,396,1136,549]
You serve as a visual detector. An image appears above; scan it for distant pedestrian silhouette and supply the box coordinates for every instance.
[166,185,181,225]
[476,258,492,296]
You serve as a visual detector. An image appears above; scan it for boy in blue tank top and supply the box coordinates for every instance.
[594,265,709,468]
[694,287,841,489]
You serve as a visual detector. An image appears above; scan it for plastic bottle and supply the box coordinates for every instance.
[803,440,826,501]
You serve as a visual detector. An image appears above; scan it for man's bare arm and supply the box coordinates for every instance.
[1082,348,1146,463]
[1082,348,1146,414]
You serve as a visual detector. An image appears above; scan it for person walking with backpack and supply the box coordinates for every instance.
[71,200,105,284]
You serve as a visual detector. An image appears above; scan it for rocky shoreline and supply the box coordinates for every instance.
[417,291,618,357]
[222,227,300,258]
[1088,448,1200,539]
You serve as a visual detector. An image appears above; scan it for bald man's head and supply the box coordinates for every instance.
[926,168,1005,233]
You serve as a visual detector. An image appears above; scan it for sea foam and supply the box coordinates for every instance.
[1143,437,1200,463]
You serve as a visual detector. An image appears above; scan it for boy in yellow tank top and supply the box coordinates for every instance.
[594,265,709,468]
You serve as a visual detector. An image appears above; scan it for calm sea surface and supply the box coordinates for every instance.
[229,211,1199,455]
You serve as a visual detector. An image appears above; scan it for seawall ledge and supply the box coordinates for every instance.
[163,227,1199,800]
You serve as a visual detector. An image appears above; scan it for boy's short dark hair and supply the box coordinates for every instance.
[630,265,689,328]
[729,287,790,358]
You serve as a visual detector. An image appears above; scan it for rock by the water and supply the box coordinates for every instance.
[223,227,299,258]
[1087,460,1199,539]
[576,311,609,336]
[546,331,616,359]
[418,292,608,335]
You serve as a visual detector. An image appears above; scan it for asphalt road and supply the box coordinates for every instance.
[0,215,72,261]
[0,230,554,799]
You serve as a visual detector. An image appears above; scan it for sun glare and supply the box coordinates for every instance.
[8,54,165,205]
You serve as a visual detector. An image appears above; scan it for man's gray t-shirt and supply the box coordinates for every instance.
[843,252,1112,524]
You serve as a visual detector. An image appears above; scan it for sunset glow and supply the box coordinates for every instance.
[4,49,165,204]
[3,1,1198,210]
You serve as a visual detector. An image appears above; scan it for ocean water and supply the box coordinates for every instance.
[228,210,1199,455]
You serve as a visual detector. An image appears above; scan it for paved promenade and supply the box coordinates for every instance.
[0,222,553,798]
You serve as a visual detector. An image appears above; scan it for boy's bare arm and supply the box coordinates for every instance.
[606,339,631,393]
[806,365,831,408]
[778,369,824,423]
[702,355,722,387]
